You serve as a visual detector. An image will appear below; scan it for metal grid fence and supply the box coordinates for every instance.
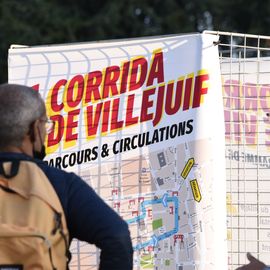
[206,31,270,269]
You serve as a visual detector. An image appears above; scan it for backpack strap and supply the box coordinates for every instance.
[0,160,19,178]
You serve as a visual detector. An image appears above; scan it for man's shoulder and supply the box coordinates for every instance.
[36,159,71,177]
[35,159,81,185]
[0,153,81,183]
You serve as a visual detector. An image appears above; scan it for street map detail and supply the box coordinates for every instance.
[69,139,215,269]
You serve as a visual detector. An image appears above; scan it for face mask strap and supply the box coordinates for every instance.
[31,120,46,160]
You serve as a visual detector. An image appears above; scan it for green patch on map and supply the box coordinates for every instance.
[152,218,163,230]
[165,259,170,266]
[140,254,154,269]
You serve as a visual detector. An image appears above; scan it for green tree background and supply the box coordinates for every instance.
[1,0,270,83]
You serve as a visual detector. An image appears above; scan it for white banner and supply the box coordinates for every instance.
[8,33,227,270]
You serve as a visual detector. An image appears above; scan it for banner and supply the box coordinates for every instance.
[8,33,227,269]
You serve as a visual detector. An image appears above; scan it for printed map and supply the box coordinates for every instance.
[70,138,215,270]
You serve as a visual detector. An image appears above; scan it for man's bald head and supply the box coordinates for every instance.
[0,84,46,149]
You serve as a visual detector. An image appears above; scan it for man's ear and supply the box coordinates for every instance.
[28,120,39,143]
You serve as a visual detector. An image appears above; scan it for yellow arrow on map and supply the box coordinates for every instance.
[190,179,202,202]
[181,158,194,179]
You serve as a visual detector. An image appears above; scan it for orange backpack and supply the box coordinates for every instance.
[0,160,69,270]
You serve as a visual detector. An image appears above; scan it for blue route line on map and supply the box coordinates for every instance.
[126,193,179,251]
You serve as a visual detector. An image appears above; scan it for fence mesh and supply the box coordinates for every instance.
[206,31,270,269]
